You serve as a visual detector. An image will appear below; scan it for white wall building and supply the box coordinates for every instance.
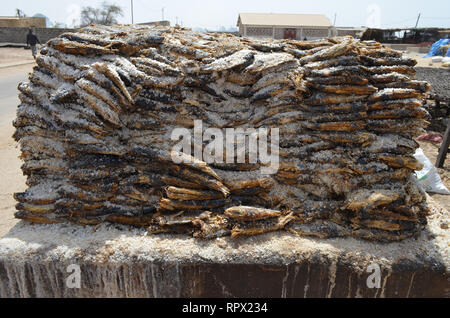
[237,13,333,40]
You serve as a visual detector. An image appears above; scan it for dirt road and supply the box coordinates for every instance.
[0,47,34,66]
[0,61,33,237]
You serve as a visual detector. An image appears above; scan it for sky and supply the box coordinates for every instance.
[1,0,449,30]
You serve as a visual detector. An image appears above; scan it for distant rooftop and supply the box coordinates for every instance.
[0,16,46,28]
[0,17,31,19]
[237,13,332,28]
[137,20,170,27]
[335,26,366,30]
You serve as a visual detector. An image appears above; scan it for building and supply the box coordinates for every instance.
[0,17,46,28]
[237,13,333,40]
[138,20,170,27]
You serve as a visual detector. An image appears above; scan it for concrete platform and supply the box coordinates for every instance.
[0,197,448,298]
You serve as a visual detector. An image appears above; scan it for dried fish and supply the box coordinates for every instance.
[201,49,254,73]
[231,213,294,238]
[368,88,421,102]
[225,206,282,221]
[165,187,223,201]
[298,37,354,64]
[13,24,430,242]
[308,84,377,95]
[306,93,367,105]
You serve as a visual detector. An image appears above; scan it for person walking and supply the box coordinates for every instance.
[26,28,41,59]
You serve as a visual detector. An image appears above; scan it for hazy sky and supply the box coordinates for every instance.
[1,0,449,29]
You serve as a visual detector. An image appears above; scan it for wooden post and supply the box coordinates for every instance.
[436,120,450,168]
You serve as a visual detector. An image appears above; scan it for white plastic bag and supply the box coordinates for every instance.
[414,148,450,194]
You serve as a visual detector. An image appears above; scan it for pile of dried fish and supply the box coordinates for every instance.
[13,25,431,241]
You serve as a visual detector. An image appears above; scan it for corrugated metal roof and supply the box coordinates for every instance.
[237,13,332,28]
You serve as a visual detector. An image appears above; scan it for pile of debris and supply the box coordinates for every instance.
[415,67,449,133]
[13,25,431,241]
[415,67,450,101]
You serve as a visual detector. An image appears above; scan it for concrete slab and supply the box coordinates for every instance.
[0,196,448,298]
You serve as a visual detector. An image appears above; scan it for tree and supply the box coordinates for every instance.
[80,2,123,27]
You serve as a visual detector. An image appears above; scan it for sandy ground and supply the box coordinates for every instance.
[0,114,26,237]
[0,48,33,237]
[0,47,35,66]
[403,51,450,69]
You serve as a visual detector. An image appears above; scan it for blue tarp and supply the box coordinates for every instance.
[424,38,450,57]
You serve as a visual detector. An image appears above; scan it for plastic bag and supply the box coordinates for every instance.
[424,39,450,57]
[414,148,450,194]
